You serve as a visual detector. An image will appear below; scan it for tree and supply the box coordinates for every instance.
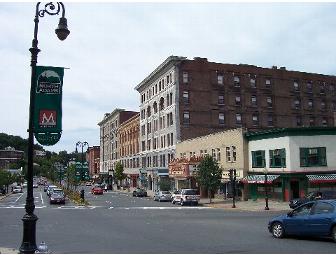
[0,169,13,193]
[114,162,125,188]
[196,155,223,203]
[158,178,171,191]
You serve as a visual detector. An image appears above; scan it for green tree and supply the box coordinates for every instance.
[196,155,222,203]
[158,178,171,191]
[0,169,13,193]
[114,162,125,188]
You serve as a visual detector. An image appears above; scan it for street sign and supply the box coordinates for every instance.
[33,66,64,146]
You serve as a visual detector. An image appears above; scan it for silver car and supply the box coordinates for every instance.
[154,191,172,202]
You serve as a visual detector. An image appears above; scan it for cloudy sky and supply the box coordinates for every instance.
[1,1,336,153]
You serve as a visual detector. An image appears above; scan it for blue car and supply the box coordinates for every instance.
[268,200,336,242]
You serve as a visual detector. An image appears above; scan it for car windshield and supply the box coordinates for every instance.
[162,191,170,194]
[184,190,197,195]
[53,189,63,194]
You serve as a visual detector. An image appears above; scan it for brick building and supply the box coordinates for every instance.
[87,146,100,180]
[0,146,24,169]
[135,56,336,191]
[98,109,138,186]
[118,113,140,187]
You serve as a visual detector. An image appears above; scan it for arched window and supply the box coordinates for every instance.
[153,101,158,114]
[147,106,151,117]
[159,97,165,111]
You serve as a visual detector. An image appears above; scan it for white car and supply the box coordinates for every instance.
[13,186,23,193]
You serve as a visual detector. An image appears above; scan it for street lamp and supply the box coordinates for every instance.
[20,2,69,254]
[264,168,269,210]
[76,141,89,181]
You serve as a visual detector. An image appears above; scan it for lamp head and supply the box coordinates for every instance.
[55,17,70,41]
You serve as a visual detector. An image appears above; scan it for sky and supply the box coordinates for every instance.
[0,1,336,153]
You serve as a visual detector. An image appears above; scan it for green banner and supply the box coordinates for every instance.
[33,66,64,146]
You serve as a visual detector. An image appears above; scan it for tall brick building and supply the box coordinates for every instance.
[135,56,336,191]
[87,146,100,179]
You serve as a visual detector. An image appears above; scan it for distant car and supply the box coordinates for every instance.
[12,186,23,194]
[47,185,58,196]
[154,191,172,202]
[172,189,200,206]
[132,188,147,197]
[289,190,336,209]
[171,190,181,204]
[91,185,104,195]
[269,200,336,242]
[33,183,38,188]
[22,182,27,188]
[49,188,65,204]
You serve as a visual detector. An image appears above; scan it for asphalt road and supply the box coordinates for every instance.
[0,186,335,254]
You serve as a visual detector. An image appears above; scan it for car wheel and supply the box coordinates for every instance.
[331,226,336,242]
[272,222,284,238]
[180,199,184,206]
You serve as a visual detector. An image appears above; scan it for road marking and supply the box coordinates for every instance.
[56,206,97,210]
[14,193,24,203]
[0,206,46,209]
[109,207,213,210]
[40,192,44,205]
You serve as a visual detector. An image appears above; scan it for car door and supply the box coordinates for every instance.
[304,201,334,236]
[283,202,314,235]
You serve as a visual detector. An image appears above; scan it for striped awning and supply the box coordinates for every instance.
[307,174,336,184]
[240,174,280,184]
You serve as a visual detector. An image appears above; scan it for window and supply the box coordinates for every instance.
[300,147,327,167]
[294,98,300,109]
[141,141,146,151]
[234,76,240,87]
[308,99,313,109]
[252,150,265,168]
[218,95,224,105]
[330,84,335,94]
[250,78,256,88]
[321,101,326,110]
[147,122,152,134]
[236,113,242,125]
[183,111,190,125]
[183,91,189,104]
[267,114,273,127]
[153,102,158,113]
[292,203,313,217]
[235,96,241,105]
[183,72,188,83]
[252,114,259,126]
[159,97,165,110]
[269,149,286,168]
[251,95,257,106]
[147,139,151,150]
[266,97,272,108]
[217,148,221,161]
[226,147,231,162]
[232,146,237,162]
[309,116,315,126]
[219,113,225,125]
[320,83,326,94]
[141,125,145,136]
[217,74,224,85]
[296,116,302,127]
[322,117,327,127]
[313,202,334,214]
[265,79,271,88]
[293,81,299,91]
[307,82,313,93]
[147,106,151,117]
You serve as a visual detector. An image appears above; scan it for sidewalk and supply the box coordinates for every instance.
[0,247,18,254]
[200,197,290,212]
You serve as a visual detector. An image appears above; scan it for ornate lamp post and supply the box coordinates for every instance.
[76,141,89,181]
[20,2,70,254]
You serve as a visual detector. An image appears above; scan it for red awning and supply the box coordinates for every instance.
[240,174,280,184]
[307,174,336,184]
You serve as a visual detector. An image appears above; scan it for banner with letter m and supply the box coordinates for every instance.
[33,66,64,146]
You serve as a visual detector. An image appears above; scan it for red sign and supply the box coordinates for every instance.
[39,110,57,127]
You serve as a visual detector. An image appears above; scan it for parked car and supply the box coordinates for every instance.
[22,182,27,188]
[154,191,172,202]
[171,190,181,204]
[91,185,104,195]
[269,200,336,242]
[132,188,147,197]
[289,190,336,209]
[47,185,58,196]
[12,186,23,193]
[49,188,65,204]
[172,189,200,206]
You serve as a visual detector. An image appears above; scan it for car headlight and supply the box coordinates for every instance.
[50,198,55,200]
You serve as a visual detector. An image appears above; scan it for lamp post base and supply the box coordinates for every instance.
[19,213,38,254]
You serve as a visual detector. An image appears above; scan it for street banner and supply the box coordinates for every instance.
[33,66,64,146]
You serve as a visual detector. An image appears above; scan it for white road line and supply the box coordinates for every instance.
[109,207,213,210]
[40,192,44,205]
[14,193,24,203]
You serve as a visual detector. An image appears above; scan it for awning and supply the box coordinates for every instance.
[240,174,280,184]
[307,174,336,184]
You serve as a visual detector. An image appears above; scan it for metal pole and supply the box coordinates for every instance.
[232,169,236,208]
[265,172,269,210]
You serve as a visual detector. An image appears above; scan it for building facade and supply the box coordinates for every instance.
[243,127,336,201]
[98,109,138,186]
[0,146,24,169]
[118,113,140,188]
[87,146,100,180]
[134,56,336,192]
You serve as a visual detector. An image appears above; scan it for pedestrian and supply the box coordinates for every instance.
[80,189,85,203]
